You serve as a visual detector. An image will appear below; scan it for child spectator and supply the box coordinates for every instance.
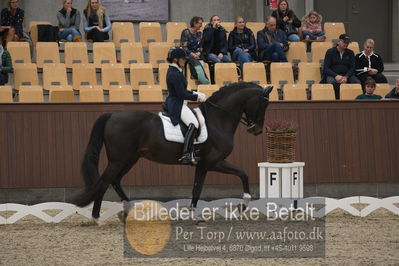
[83,0,112,42]
[385,78,399,99]
[57,0,82,42]
[355,77,382,99]
[302,11,325,41]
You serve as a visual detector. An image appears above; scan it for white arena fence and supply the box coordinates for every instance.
[0,196,398,225]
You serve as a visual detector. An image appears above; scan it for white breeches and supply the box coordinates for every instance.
[180,102,199,128]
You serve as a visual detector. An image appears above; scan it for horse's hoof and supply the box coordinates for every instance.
[117,211,128,223]
[93,218,106,227]
[195,218,206,225]
[238,203,248,214]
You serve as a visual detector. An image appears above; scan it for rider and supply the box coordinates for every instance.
[165,48,207,164]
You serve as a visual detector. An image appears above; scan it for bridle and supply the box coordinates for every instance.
[205,86,272,131]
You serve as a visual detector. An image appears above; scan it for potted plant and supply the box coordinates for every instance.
[265,120,297,163]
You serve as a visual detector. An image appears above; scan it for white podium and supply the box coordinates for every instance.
[258,162,305,199]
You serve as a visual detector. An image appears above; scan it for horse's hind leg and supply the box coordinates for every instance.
[91,162,128,220]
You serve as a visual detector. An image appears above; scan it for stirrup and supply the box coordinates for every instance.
[179,153,192,164]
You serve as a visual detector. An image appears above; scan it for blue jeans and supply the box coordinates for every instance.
[58,28,81,42]
[261,42,288,62]
[232,48,253,69]
[287,34,300,42]
[207,53,232,63]
[303,31,325,40]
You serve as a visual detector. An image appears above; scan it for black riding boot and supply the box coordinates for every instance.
[179,123,199,165]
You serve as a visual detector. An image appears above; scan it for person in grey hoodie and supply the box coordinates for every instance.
[57,0,81,42]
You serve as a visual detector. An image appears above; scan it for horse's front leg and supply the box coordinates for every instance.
[190,166,208,209]
[211,160,252,206]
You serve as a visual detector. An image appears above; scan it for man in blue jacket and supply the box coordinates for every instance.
[322,34,360,99]
[257,16,288,62]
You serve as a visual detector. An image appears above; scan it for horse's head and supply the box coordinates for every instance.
[244,86,273,136]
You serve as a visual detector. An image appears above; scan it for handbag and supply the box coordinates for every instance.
[284,23,298,36]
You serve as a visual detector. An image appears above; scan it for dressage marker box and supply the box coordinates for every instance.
[258,162,305,199]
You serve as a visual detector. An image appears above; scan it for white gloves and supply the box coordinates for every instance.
[194,91,207,102]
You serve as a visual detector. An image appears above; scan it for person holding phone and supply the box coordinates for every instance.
[202,15,232,63]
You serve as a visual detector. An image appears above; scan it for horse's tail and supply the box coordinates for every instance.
[73,113,112,207]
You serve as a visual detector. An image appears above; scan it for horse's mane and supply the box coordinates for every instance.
[206,82,262,103]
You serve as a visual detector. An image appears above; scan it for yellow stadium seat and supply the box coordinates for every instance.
[0,86,13,103]
[284,89,307,101]
[7,42,31,64]
[138,85,163,102]
[139,22,162,47]
[29,21,51,46]
[93,42,117,68]
[186,63,210,90]
[112,22,135,47]
[324,22,345,42]
[101,64,126,89]
[109,87,134,102]
[64,42,89,68]
[18,86,44,103]
[36,42,60,68]
[43,63,68,90]
[311,84,335,100]
[214,63,239,86]
[49,88,74,102]
[243,62,267,85]
[13,63,39,90]
[220,22,234,36]
[197,84,219,98]
[148,42,171,68]
[348,42,360,54]
[246,22,264,39]
[267,84,279,101]
[286,42,307,64]
[79,88,104,102]
[158,63,168,90]
[270,62,294,85]
[340,84,363,100]
[311,42,333,64]
[72,64,97,90]
[298,62,321,84]
[375,83,391,97]
[130,63,155,90]
[120,42,145,68]
[166,22,187,46]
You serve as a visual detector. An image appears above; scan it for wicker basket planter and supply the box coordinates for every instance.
[266,131,297,163]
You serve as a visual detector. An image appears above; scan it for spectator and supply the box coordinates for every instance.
[301,11,325,41]
[0,40,13,85]
[271,0,301,42]
[322,34,360,99]
[355,77,382,99]
[0,0,24,43]
[202,15,231,63]
[57,0,81,42]
[83,0,111,42]
[385,78,399,99]
[180,16,203,60]
[228,16,256,69]
[257,16,288,62]
[355,39,388,92]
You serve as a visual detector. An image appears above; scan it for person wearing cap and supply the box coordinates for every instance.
[385,78,399,99]
[322,34,360,99]
[164,48,207,164]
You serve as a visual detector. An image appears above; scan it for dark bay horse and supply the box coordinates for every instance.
[73,82,273,223]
